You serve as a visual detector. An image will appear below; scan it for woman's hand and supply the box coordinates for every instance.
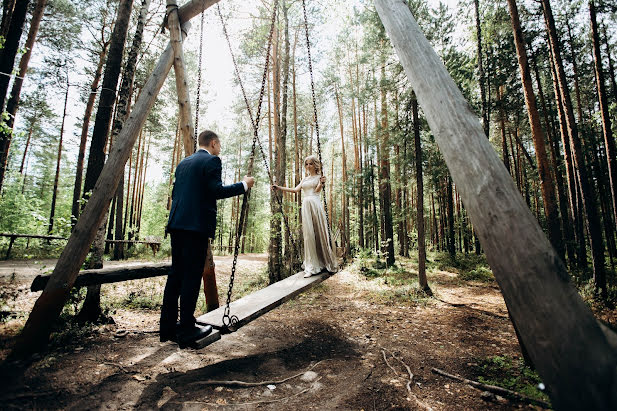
[320,176,326,185]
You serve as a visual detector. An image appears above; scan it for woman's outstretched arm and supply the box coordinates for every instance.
[272,178,303,193]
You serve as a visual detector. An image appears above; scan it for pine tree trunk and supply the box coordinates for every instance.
[335,84,348,255]
[72,42,110,226]
[507,0,563,259]
[602,24,617,102]
[79,0,134,322]
[0,0,16,39]
[110,0,149,259]
[48,81,70,235]
[0,0,30,192]
[590,0,617,229]
[19,125,33,175]
[413,94,430,293]
[268,7,283,283]
[548,49,586,268]
[473,0,489,138]
[379,62,395,266]
[531,49,575,266]
[446,177,455,259]
[542,0,606,298]
[0,0,47,193]
[497,86,511,173]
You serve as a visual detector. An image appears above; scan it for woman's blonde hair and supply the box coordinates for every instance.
[304,155,322,174]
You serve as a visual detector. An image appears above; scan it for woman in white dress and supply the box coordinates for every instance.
[272,155,338,277]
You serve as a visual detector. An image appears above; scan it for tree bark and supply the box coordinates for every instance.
[78,0,134,322]
[379,60,395,266]
[268,4,283,283]
[542,0,606,298]
[374,1,617,409]
[412,94,430,293]
[48,80,70,235]
[590,0,617,229]
[72,40,110,227]
[507,0,563,259]
[167,0,195,156]
[473,0,489,138]
[19,125,33,175]
[0,0,47,193]
[0,0,16,39]
[0,0,30,192]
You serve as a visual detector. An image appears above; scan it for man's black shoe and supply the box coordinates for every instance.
[177,324,213,349]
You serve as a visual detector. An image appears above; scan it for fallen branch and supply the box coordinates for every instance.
[189,360,323,387]
[380,347,431,410]
[431,367,550,408]
[381,349,399,376]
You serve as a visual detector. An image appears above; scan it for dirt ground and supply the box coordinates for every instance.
[0,254,554,410]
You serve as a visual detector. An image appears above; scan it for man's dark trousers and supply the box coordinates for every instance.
[160,230,209,334]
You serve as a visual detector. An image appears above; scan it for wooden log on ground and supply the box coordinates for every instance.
[374,1,617,410]
[30,262,171,292]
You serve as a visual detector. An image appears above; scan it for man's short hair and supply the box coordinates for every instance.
[198,130,219,147]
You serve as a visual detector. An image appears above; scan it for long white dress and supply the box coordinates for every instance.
[300,175,338,275]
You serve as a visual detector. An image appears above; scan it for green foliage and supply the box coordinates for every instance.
[120,290,162,310]
[472,355,551,404]
[429,252,494,282]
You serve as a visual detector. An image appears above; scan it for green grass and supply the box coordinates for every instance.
[472,355,551,406]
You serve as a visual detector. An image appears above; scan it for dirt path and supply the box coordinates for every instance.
[0,255,542,410]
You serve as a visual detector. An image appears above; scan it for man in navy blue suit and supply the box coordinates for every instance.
[161,130,255,348]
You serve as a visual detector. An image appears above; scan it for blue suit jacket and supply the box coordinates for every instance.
[167,150,245,238]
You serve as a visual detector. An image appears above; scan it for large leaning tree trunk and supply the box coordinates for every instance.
[0,0,47,194]
[374,1,617,409]
[11,0,212,359]
[506,0,562,259]
[77,0,134,323]
[0,0,30,193]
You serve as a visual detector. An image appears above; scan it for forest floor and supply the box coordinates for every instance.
[1,251,612,410]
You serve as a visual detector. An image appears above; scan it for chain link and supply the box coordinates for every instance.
[302,0,332,247]
[217,4,301,262]
[193,5,206,147]
[221,1,280,331]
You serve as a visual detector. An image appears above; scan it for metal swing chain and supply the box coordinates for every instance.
[217,4,301,264]
[221,1,279,331]
[193,5,206,145]
[301,0,333,247]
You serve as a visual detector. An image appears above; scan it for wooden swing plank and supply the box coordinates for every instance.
[196,271,331,330]
[193,328,221,348]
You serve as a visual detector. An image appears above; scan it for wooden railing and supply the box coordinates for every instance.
[0,233,161,260]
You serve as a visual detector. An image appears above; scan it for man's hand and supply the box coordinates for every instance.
[243,175,255,189]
